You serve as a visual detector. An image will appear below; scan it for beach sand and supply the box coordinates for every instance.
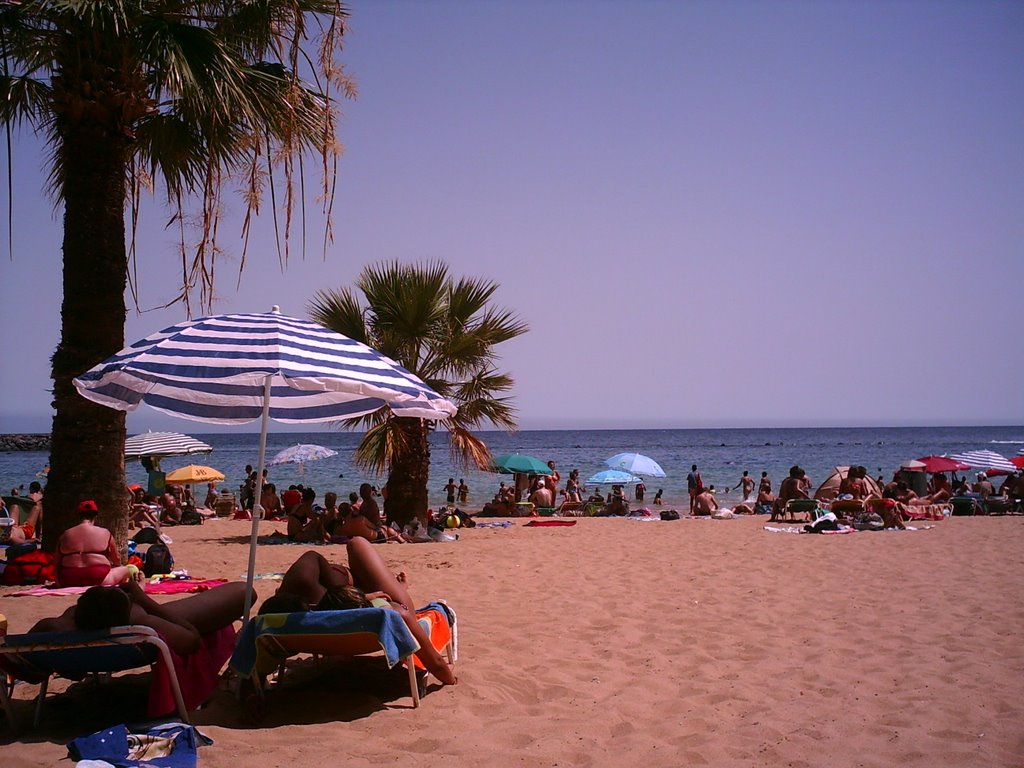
[2,514,1023,766]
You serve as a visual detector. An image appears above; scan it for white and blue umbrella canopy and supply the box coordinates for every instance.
[605,452,666,478]
[74,308,458,424]
[946,450,1017,474]
[587,469,643,485]
[268,443,338,466]
[74,307,457,623]
[124,431,213,461]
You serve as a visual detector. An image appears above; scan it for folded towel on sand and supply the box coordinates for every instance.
[13,579,228,597]
[524,520,577,527]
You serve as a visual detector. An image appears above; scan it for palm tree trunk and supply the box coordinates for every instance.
[42,129,130,553]
[384,417,431,528]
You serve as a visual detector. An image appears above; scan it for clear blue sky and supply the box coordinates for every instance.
[2,0,1022,433]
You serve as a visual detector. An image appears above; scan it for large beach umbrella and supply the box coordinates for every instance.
[268,443,338,475]
[605,452,666,478]
[946,450,1017,474]
[125,431,213,461]
[913,456,971,474]
[74,307,457,622]
[587,469,643,485]
[490,453,552,475]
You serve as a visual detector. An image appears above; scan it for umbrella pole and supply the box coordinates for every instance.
[242,374,273,626]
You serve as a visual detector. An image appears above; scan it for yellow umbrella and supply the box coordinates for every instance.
[164,465,225,484]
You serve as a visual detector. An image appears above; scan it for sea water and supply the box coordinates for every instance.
[1,425,1021,511]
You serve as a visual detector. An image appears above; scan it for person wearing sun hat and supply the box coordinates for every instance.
[55,500,138,587]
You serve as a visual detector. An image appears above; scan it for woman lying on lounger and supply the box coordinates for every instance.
[27,580,251,655]
[259,538,456,686]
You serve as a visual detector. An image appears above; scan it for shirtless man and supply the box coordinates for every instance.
[733,471,756,502]
[770,466,808,522]
[693,487,719,516]
[757,472,774,506]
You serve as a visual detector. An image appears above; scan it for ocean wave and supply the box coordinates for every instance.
[989,440,1024,444]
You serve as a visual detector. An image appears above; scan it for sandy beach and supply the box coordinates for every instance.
[2,514,1023,767]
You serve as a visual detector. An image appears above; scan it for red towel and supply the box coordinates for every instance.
[148,625,236,717]
[524,520,577,527]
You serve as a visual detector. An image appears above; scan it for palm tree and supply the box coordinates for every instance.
[309,261,528,527]
[1,0,350,549]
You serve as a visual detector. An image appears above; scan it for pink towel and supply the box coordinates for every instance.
[145,579,228,594]
[149,624,236,717]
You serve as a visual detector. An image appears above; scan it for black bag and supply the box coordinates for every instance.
[132,527,161,544]
[180,507,204,525]
[660,510,680,521]
[143,543,175,577]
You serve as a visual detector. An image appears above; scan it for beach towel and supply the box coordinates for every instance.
[149,625,236,717]
[68,722,212,768]
[231,606,421,680]
[12,579,228,597]
[523,520,577,527]
[474,521,513,528]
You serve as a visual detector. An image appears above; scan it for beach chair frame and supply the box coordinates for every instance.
[0,624,188,731]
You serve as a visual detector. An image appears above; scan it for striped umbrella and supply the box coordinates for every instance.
[74,306,458,622]
[124,431,213,461]
[946,450,1018,474]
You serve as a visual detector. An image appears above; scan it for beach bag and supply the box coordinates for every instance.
[143,543,175,577]
[180,507,204,526]
[660,510,680,521]
[852,512,884,531]
[1,549,55,585]
[132,527,161,545]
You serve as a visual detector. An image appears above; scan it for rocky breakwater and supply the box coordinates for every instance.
[0,434,51,452]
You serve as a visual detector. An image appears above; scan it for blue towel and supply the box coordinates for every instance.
[68,723,209,768]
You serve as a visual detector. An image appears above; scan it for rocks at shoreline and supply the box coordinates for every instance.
[0,434,51,452]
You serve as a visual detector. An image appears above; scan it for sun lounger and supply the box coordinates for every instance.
[784,498,821,522]
[0,625,189,731]
[230,602,456,709]
[950,496,983,516]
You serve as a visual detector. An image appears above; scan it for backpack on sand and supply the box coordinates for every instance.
[143,543,175,577]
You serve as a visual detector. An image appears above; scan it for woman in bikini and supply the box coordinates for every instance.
[260,538,456,686]
[56,499,137,587]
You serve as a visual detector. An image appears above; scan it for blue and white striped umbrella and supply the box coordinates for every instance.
[124,431,213,461]
[946,450,1017,474]
[75,307,457,424]
[74,306,457,623]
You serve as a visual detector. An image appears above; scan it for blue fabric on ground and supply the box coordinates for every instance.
[68,723,206,768]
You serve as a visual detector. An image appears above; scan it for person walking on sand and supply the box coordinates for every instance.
[733,471,756,503]
[687,464,703,515]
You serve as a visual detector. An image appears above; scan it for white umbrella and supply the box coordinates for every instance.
[74,306,457,623]
[268,443,338,475]
[605,452,666,478]
[946,450,1017,474]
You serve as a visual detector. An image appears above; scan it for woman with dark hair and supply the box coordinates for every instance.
[260,538,456,686]
[29,580,250,656]
[56,500,136,587]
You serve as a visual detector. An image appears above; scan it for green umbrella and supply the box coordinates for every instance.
[490,453,552,475]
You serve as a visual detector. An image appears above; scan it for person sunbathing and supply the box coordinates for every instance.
[28,579,250,656]
[259,540,456,686]
[770,467,808,522]
[4,498,42,545]
[56,500,137,587]
[286,488,328,543]
[693,487,719,516]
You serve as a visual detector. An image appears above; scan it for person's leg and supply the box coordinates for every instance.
[102,565,134,586]
[277,550,342,605]
[161,582,251,635]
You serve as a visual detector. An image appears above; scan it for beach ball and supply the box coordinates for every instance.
[445,514,460,528]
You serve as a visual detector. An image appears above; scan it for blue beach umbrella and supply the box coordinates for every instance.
[587,469,643,485]
[605,452,666,478]
[490,453,552,476]
[74,306,458,622]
